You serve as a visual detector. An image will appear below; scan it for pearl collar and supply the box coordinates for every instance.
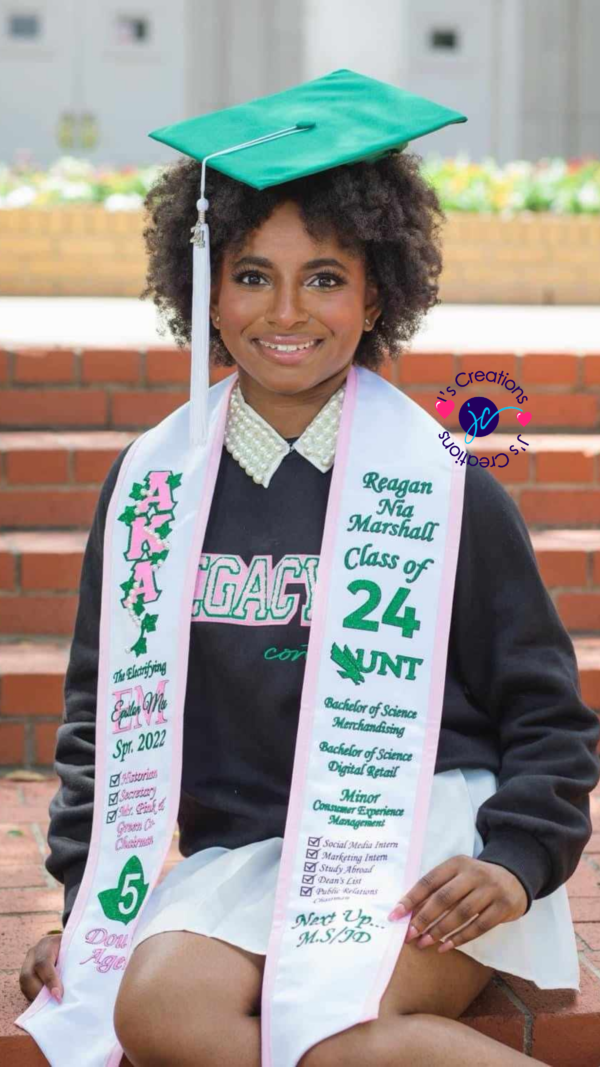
[224,380,347,488]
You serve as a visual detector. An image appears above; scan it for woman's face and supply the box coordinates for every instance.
[210,199,381,399]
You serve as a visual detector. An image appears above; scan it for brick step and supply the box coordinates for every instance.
[1,431,600,530]
[1,529,599,641]
[2,347,600,391]
[0,348,599,431]
[0,636,598,771]
[1,431,599,488]
[2,776,600,1066]
[0,432,136,529]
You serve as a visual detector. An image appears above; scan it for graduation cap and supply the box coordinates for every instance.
[148,68,467,447]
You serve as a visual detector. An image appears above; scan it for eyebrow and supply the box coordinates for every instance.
[231,254,350,273]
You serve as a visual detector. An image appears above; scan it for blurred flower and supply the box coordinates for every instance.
[0,185,37,208]
[0,154,598,214]
[577,183,600,211]
[104,192,144,211]
[422,154,600,214]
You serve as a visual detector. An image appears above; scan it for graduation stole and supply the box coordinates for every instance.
[16,363,465,1067]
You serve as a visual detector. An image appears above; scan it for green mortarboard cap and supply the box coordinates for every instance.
[149,68,466,189]
[147,68,467,448]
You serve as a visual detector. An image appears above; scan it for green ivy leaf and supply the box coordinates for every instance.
[97,855,149,926]
[120,576,135,597]
[131,635,147,658]
[149,550,168,565]
[133,598,145,617]
[142,613,158,634]
[167,472,182,491]
[130,482,145,501]
[155,522,171,539]
[117,505,137,527]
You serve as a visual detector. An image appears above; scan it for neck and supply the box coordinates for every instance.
[236,364,351,438]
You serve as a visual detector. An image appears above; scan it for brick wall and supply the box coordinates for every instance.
[1,207,599,304]
[0,346,599,767]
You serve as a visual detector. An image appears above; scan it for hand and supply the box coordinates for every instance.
[387,855,529,953]
[19,933,63,1003]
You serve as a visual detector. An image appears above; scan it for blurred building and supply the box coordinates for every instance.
[1,0,598,167]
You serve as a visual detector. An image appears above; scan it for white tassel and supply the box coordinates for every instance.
[189,195,210,448]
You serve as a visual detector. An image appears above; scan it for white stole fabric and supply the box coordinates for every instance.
[16,364,465,1067]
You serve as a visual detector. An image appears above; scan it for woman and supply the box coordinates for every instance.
[19,147,600,1066]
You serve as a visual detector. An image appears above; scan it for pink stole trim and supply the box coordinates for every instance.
[260,364,466,1060]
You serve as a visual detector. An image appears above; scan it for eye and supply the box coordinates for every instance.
[309,272,346,289]
[231,270,267,286]
[231,270,346,289]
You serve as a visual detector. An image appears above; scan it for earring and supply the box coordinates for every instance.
[214,316,220,328]
[364,318,371,328]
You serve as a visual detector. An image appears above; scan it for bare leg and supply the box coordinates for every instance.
[298,939,548,1067]
[119,1015,261,1067]
[299,1011,548,1067]
[114,932,265,1067]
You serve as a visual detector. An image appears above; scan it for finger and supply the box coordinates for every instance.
[19,948,43,1003]
[33,937,64,1001]
[389,859,462,919]
[414,888,492,946]
[403,874,475,940]
[437,903,501,952]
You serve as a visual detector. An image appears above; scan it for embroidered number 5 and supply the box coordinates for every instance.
[343,580,421,639]
[119,871,141,916]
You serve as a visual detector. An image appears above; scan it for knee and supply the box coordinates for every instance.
[114,964,167,1067]
[299,1015,418,1067]
[113,960,252,1067]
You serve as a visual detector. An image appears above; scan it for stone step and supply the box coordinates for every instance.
[0,348,599,431]
[0,636,598,770]
[1,431,600,530]
[1,775,600,1066]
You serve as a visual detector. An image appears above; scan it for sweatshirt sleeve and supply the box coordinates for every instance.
[45,442,134,928]
[453,463,600,914]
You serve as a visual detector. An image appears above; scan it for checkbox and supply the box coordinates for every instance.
[302,875,315,885]
[306,848,319,860]
[108,792,118,806]
[109,774,121,788]
[106,810,117,824]
[304,861,317,873]
[300,886,313,896]
[308,836,321,847]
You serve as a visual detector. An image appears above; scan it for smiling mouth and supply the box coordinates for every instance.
[251,338,324,364]
[253,339,323,352]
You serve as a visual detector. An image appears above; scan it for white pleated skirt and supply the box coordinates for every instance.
[130,768,581,990]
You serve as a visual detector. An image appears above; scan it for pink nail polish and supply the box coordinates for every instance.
[51,987,62,1003]
[438,940,454,953]
[387,904,407,921]
[405,924,420,941]
[417,933,435,948]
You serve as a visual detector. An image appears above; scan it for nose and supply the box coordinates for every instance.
[265,279,309,330]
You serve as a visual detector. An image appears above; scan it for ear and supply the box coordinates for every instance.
[209,281,220,324]
[364,279,383,328]
[209,253,225,322]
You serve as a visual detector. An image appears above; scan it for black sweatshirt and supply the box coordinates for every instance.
[45,436,600,928]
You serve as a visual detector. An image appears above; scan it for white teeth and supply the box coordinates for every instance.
[258,340,317,352]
